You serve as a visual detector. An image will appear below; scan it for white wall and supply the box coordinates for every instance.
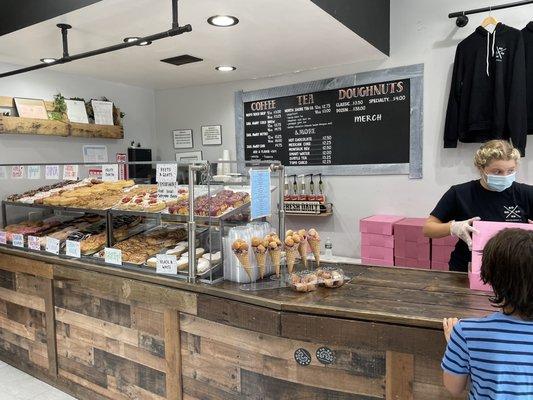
[154,0,532,257]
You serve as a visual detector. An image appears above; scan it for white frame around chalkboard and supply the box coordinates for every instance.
[234,64,423,179]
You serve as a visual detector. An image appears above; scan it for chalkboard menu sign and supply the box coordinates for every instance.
[244,79,410,166]
[236,64,423,178]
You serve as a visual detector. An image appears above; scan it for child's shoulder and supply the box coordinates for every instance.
[458,312,533,337]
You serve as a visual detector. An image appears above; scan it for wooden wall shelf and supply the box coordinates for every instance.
[69,122,123,139]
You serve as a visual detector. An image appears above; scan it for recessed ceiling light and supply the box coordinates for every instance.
[40,58,57,64]
[207,15,239,27]
[123,37,152,46]
[215,66,236,72]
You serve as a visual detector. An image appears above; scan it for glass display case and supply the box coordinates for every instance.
[0,160,285,285]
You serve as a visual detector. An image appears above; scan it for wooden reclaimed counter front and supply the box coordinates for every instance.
[0,247,491,400]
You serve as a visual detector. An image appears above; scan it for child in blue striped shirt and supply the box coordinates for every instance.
[442,228,533,399]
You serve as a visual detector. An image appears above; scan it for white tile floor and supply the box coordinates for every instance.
[0,361,75,400]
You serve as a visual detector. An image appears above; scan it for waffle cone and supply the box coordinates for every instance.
[269,248,281,278]
[308,238,321,266]
[235,251,252,280]
[285,247,298,274]
[254,249,267,279]
[298,240,308,268]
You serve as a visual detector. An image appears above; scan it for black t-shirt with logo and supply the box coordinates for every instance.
[431,180,533,272]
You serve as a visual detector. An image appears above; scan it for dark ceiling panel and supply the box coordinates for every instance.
[0,0,102,37]
[311,0,390,56]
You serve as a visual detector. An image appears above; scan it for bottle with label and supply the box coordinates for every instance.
[325,237,333,257]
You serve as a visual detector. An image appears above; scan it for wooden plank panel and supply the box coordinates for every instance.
[60,369,131,400]
[413,382,461,400]
[16,273,49,297]
[281,313,446,358]
[139,333,165,357]
[0,254,53,279]
[0,269,15,290]
[0,116,69,137]
[59,355,108,388]
[197,294,281,336]
[0,96,13,108]
[0,287,45,312]
[0,314,36,340]
[182,351,241,393]
[108,375,167,400]
[164,309,182,400]
[386,351,414,400]
[182,376,243,400]
[414,355,446,385]
[44,278,58,377]
[132,305,165,338]
[57,336,95,365]
[55,307,138,346]
[240,369,382,400]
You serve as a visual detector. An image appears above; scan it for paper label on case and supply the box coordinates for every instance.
[27,165,41,180]
[157,181,178,200]
[45,165,60,180]
[156,164,177,183]
[46,237,60,254]
[0,166,8,180]
[63,164,79,180]
[0,231,6,244]
[156,254,178,274]
[66,240,81,258]
[12,234,24,248]
[102,164,119,182]
[11,166,25,179]
[104,248,122,265]
[28,236,41,251]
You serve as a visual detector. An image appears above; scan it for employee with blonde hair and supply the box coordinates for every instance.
[423,140,533,272]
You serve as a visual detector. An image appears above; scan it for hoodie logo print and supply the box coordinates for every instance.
[495,46,506,61]
[503,205,521,220]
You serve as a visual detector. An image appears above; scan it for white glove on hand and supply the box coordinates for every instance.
[450,217,480,251]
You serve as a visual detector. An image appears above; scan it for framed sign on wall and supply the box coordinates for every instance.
[201,125,222,146]
[176,150,203,162]
[173,129,194,149]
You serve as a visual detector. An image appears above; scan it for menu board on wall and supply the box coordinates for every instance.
[243,79,410,166]
[236,64,423,178]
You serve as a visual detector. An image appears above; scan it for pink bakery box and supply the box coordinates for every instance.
[361,233,394,248]
[471,250,483,275]
[431,260,449,271]
[360,215,405,236]
[393,218,429,244]
[394,257,430,269]
[472,221,533,251]
[394,240,430,260]
[431,245,455,262]
[469,272,492,292]
[432,236,459,247]
[361,245,394,261]
[362,257,394,267]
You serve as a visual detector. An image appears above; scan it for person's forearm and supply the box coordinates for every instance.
[423,221,452,238]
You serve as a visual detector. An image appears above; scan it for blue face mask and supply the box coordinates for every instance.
[485,172,516,192]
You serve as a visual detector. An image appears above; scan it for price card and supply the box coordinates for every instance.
[102,164,119,182]
[104,248,122,265]
[157,181,178,201]
[45,165,60,180]
[250,169,271,220]
[156,254,178,274]
[66,240,81,258]
[156,163,177,183]
[45,237,60,255]
[28,236,41,251]
[0,166,7,180]
[11,166,25,179]
[63,164,79,181]
[27,165,41,180]
[12,234,24,248]
[0,231,6,245]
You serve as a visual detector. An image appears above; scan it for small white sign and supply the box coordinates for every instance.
[66,240,81,258]
[28,236,41,251]
[0,231,6,244]
[173,129,193,149]
[157,181,178,201]
[45,165,60,180]
[156,163,177,183]
[156,254,178,274]
[63,165,79,181]
[27,165,41,180]
[0,166,7,180]
[11,166,24,179]
[92,100,114,125]
[102,164,119,182]
[104,247,122,265]
[12,234,24,248]
[201,125,222,146]
[46,237,60,254]
[65,99,89,123]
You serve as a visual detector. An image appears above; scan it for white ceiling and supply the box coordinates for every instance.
[0,0,387,89]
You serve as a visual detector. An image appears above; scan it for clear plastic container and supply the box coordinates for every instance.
[287,270,319,292]
[316,266,346,288]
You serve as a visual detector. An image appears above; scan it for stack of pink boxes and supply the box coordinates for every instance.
[360,215,404,266]
[471,220,533,292]
[393,218,430,269]
[431,236,458,271]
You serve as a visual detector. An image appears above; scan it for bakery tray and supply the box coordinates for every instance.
[2,201,108,215]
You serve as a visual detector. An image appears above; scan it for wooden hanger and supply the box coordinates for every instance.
[481,6,498,28]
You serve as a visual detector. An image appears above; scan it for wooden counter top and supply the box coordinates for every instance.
[0,247,492,330]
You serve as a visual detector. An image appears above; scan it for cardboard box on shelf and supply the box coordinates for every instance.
[360,215,405,236]
[361,233,394,248]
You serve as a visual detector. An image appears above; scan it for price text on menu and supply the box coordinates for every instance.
[243,79,411,166]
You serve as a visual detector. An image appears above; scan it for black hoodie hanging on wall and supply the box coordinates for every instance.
[523,22,533,134]
[444,23,527,156]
